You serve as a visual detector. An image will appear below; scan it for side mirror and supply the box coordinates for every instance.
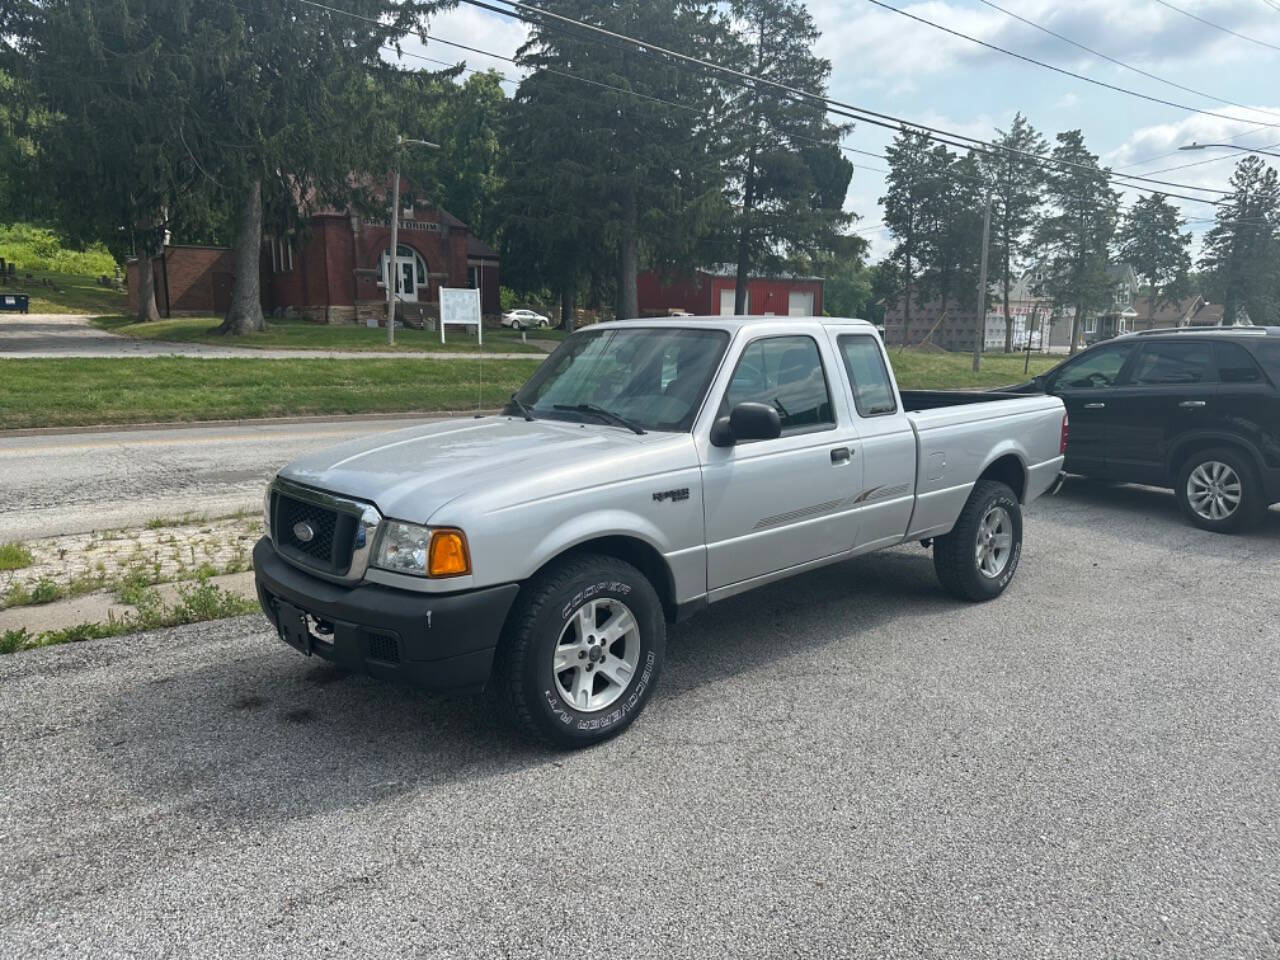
[711,401,783,447]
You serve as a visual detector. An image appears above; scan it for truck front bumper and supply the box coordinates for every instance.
[252,537,520,692]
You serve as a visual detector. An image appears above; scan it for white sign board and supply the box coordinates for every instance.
[439,287,482,344]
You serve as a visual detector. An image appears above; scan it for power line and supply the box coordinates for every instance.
[861,0,1280,128]
[975,0,1280,123]
[459,0,1230,202]
[1151,0,1280,52]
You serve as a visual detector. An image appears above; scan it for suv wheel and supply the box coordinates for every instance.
[1175,447,1265,533]
[933,480,1023,602]
[492,554,666,748]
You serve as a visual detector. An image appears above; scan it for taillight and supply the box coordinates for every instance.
[1060,413,1069,455]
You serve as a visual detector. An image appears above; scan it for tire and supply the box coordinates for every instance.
[933,480,1023,602]
[491,553,666,748]
[1175,447,1265,534]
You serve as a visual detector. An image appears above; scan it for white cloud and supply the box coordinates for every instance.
[1055,92,1081,110]
[388,6,530,84]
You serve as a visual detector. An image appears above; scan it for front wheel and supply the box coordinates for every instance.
[933,480,1023,602]
[1175,447,1265,533]
[491,554,666,748]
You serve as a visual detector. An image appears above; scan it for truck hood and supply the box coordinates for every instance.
[278,416,681,523]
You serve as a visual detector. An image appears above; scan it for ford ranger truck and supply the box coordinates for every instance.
[254,317,1067,747]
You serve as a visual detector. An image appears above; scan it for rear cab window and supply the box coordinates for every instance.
[837,335,897,416]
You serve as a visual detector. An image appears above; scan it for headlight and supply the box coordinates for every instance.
[372,522,471,578]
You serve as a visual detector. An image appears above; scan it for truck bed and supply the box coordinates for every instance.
[899,389,1023,412]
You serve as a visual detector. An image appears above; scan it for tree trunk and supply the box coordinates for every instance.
[616,186,639,321]
[1069,300,1083,355]
[902,252,913,347]
[219,179,266,335]
[560,284,576,333]
[136,250,161,323]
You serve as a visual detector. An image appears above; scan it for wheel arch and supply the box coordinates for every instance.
[1166,432,1264,481]
[527,533,679,624]
[977,452,1028,502]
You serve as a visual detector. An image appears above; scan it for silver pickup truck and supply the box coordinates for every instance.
[254,317,1066,746]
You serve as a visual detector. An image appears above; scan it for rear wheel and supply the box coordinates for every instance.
[491,554,665,748]
[933,480,1023,602]
[1175,447,1265,533]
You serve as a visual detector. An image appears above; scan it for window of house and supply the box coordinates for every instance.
[723,335,834,434]
[1130,341,1215,385]
[378,245,427,287]
[1085,317,1096,334]
[838,335,897,416]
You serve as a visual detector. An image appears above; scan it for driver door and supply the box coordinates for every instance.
[1046,341,1136,477]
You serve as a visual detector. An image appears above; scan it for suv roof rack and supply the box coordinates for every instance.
[1130,326,1268,337]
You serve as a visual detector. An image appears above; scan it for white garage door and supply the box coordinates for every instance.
[788,290,814,316]
[719,287,737,316]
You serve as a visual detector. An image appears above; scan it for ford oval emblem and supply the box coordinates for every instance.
[293,521,315,543]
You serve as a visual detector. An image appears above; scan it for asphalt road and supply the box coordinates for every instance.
[2,483,1278,958]
[0,416,441,540]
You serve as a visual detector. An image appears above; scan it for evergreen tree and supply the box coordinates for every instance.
[1200,155,1280,325]
[724,0,852,314]
[916,146,984,319]
[1118,193,1191,323]
[880,128,934,344]
[1032,130,1119,354]
[506,0,727,322]
[977,113,1047,352]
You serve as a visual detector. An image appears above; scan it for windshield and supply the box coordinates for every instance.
[508,327,730,432]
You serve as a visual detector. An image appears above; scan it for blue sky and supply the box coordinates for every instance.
[398,0,1280,261]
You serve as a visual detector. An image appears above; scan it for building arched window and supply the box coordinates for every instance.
[379,244,428,288]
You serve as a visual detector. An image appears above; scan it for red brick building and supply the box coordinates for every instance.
[636,266,824,318]
[128,185,499,322]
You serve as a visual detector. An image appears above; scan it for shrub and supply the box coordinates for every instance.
[0,223,117,276]
[0,542,34,572]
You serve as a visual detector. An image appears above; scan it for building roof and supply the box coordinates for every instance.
[467,235,499,259]
[1131,295,1229,327]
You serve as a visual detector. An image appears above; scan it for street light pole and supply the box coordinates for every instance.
[385,136,440,346]
[1178,141,1280,159]
[972,191,992,373]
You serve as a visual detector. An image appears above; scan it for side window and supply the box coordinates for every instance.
[1215,341,1265,384]
[1052,343,1134,390]
[838,335,897,416]
[724,335,833,433]
[1252,342,1280,386]
[1130,341,1215,385]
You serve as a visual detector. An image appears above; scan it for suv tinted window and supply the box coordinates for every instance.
[724,335,833,433]
[1053,343,1134,390]
[837,335,897,416]
[1214,341,1265,384]
[1130,341,1215,385]
[1247,341,1280,386]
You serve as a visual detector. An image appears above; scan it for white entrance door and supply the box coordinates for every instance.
[719,287,737,316]
[788,290,814,316]
[398,260,417,302]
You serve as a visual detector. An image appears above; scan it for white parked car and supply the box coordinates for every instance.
[501,309,551,330]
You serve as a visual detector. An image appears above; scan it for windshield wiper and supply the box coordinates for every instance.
[508,393,535,422]
[553,403,646,435]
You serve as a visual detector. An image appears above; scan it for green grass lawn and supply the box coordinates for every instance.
[91,314,547,354]
[5,272,129,315]
[0,357,542,430]
[889,348,1058,390]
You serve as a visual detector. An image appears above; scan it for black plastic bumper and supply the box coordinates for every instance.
[253,537,520,692]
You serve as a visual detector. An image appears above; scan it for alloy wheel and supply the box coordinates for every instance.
[552,597,641,713]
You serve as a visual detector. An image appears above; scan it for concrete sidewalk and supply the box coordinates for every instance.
[0,314,538,359]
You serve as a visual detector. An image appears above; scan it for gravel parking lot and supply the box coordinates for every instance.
[2,481,1278,959]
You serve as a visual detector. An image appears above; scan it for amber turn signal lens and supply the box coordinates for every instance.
[428,530,470,577]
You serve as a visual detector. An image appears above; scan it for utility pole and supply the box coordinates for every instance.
[386,136,440,346]
[972,192,992,373]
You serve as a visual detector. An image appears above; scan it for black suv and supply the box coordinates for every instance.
[1011,327,1280,533]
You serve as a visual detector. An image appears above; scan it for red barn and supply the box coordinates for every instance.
[128,180,498,322]
[636,266,824,318]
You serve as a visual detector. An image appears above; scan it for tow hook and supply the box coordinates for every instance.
[919,538,934,549]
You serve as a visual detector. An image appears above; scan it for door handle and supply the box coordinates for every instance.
[830,447,851,464]
[1179,400,1207,409]
[1083,402,1106,410]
